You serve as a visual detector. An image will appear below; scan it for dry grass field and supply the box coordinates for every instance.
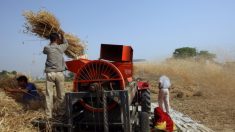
[134,59,235,131]
[0,81,73,132]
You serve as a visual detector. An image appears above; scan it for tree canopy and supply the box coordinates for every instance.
[173,47,197,58]
[0,70,17,76]
[173,47,216,61]
[198,50,216,60]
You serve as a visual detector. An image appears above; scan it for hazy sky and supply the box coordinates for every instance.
[0,0,235,77]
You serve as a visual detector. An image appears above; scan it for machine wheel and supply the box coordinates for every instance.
[75,60,125,112]
[141,89,151,113]
[140,112,150,132]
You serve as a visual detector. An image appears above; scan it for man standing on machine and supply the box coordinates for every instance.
[43,32,68,119]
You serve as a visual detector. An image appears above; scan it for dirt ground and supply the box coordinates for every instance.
[148,79,235,132]
[151,92,235,131]
[172,97,235,131]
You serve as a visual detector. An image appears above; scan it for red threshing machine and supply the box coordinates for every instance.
[65,44,151,132]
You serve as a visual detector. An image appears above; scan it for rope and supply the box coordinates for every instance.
[96,82,102,131]
[103,89,109,132]
[90,93,97,132]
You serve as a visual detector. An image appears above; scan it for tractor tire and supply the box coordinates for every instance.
[140,112,150,132]
[141,89,151,113]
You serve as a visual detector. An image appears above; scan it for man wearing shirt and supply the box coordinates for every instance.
[17,75,40,102]
[4,75,41,103]
[43,32,68,119]
[158,75,171,114]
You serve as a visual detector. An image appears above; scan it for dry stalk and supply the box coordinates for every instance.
[23,10,86,59]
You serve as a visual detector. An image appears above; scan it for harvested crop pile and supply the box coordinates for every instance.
[0,73,18,88]
[0,75,44,105]
[0,74,46,132]
[0,91,45,132]
[23,10,85,59]
[0,75,22,101]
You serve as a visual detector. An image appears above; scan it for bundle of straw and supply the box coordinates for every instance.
[0,76,18,89]
[0,75,21,101]
[23,10,85,59]
[0,92,45,132]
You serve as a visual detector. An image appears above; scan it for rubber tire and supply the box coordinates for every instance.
[140,112,150,132]
[141,89,151,113]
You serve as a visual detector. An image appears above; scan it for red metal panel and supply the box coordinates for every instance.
[100,44,133,62]
[66,59,89,73]
[112,62,133,80]
[137,81,150,90]
[122,46,133,62]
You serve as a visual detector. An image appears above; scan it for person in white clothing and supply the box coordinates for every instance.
[158,75,171,114]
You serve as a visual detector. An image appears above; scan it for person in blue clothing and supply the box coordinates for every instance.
[5,75,41,102]
[16,75,41,103]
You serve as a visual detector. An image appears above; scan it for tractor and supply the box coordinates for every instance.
[64,44,151,132]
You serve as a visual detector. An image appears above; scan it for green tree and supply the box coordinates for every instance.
[173,47,216,61]
[0,70,8,75]
[198,50,216,61]
[173,47,197,58]
[11,71,17,75]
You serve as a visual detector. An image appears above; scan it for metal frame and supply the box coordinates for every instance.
[65,90,131,132]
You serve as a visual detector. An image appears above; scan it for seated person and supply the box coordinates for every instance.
[152,107,177,132]
[5,75,41,103]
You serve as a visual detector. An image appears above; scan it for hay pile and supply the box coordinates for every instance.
[0,75,46,131]
[0,75,22,101]
[23,10,85,59]
[0,75,18,89]
[0,75,44,103]
[0,91,45,132]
